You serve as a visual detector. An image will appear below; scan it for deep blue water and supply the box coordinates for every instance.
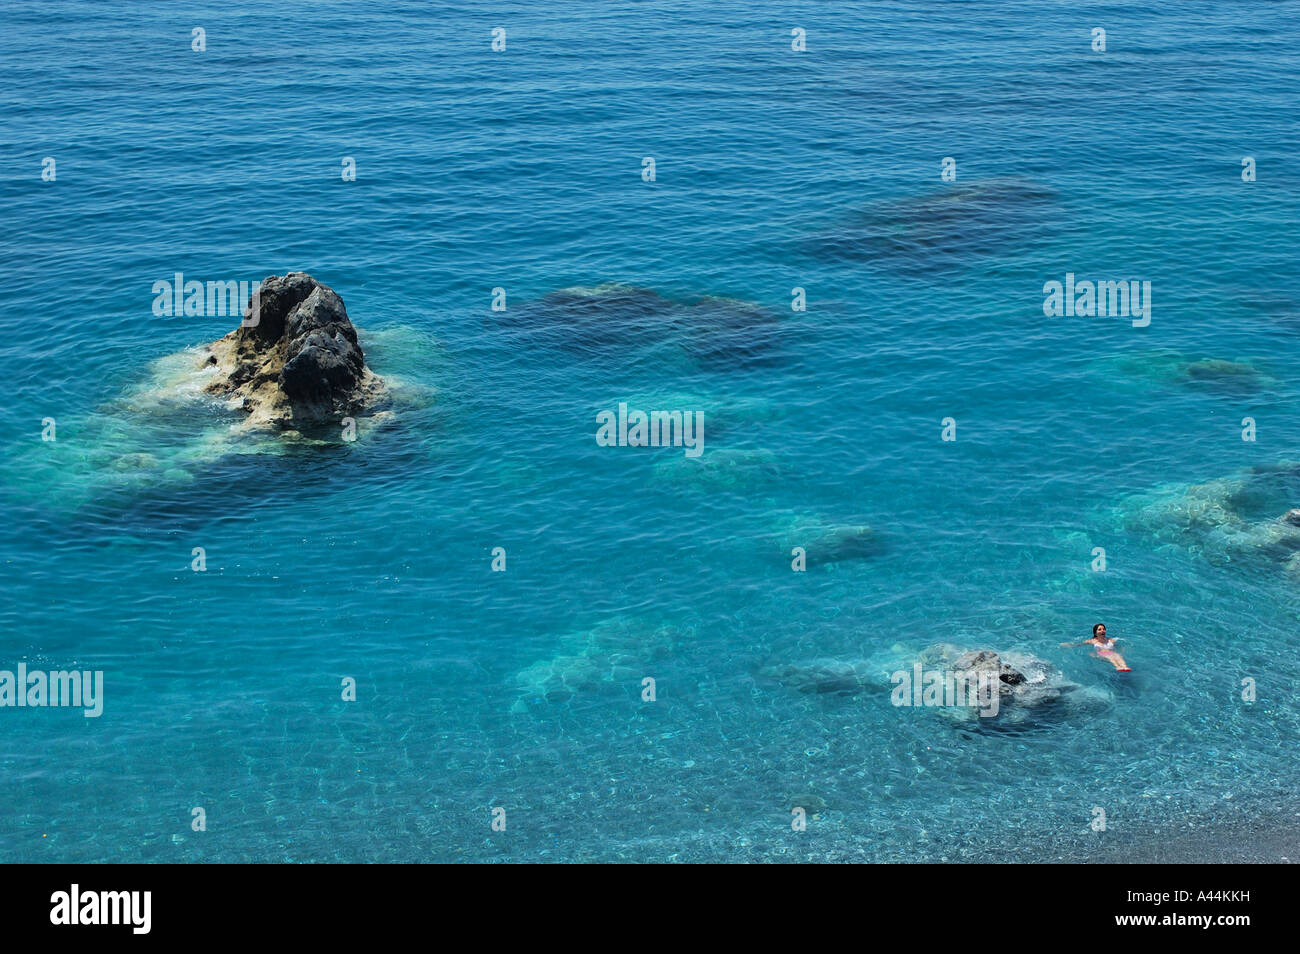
[2,1,1300,862]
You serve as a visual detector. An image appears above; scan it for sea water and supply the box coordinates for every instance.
[2,1,1299,862]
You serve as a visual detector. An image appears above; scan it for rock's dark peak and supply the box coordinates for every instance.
[240,272,317,344]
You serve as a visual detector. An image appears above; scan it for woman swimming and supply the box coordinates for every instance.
[1060,623,1131,671]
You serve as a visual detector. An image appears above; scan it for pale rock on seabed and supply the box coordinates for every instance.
[1110,460,1300,576]
[511,617,687,711]
[1094,349,1274,398]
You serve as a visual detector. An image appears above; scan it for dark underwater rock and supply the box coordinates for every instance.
[679,295,785,369]
[773,516,886,568]
[1110,351,1270,397]
[528,282,676,351]
[511,282,784,369]
[811,177,1056,267]
[803,524,884,566]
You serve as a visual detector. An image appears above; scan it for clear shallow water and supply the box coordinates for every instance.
[2,1,1300,862]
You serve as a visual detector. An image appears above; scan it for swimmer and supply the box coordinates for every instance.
[1059,622,1131,671]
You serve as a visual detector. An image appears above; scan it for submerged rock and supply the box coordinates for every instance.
[678,295,785,369]
[1185,358,1261,385]
[511,282,784,369]
[765,643,1105,725]
[774,515,885,567]
[807,524,881,565]
[511,617,683,710]
[761,657,888,696]
[526,282,676,352]
[618,389,780,444]
[1108,350,1270,396]
[653,446,782,492]
[811,178,1056,266]
[787,793,828,816]
[202,272,388,429]
[1117,464,1300,569]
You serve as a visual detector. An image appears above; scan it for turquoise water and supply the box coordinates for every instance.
[2,1,1300,862]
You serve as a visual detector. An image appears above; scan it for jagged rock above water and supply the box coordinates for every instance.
[201,272,388,429]
[917,643,1074,711]
[763,642,1105,726]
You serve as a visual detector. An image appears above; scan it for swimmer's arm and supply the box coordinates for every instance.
[1058,640,1090,648]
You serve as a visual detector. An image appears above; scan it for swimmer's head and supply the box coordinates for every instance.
[1092,623,1107,638]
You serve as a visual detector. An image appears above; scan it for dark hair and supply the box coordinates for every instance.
[1092,623,1106,636]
